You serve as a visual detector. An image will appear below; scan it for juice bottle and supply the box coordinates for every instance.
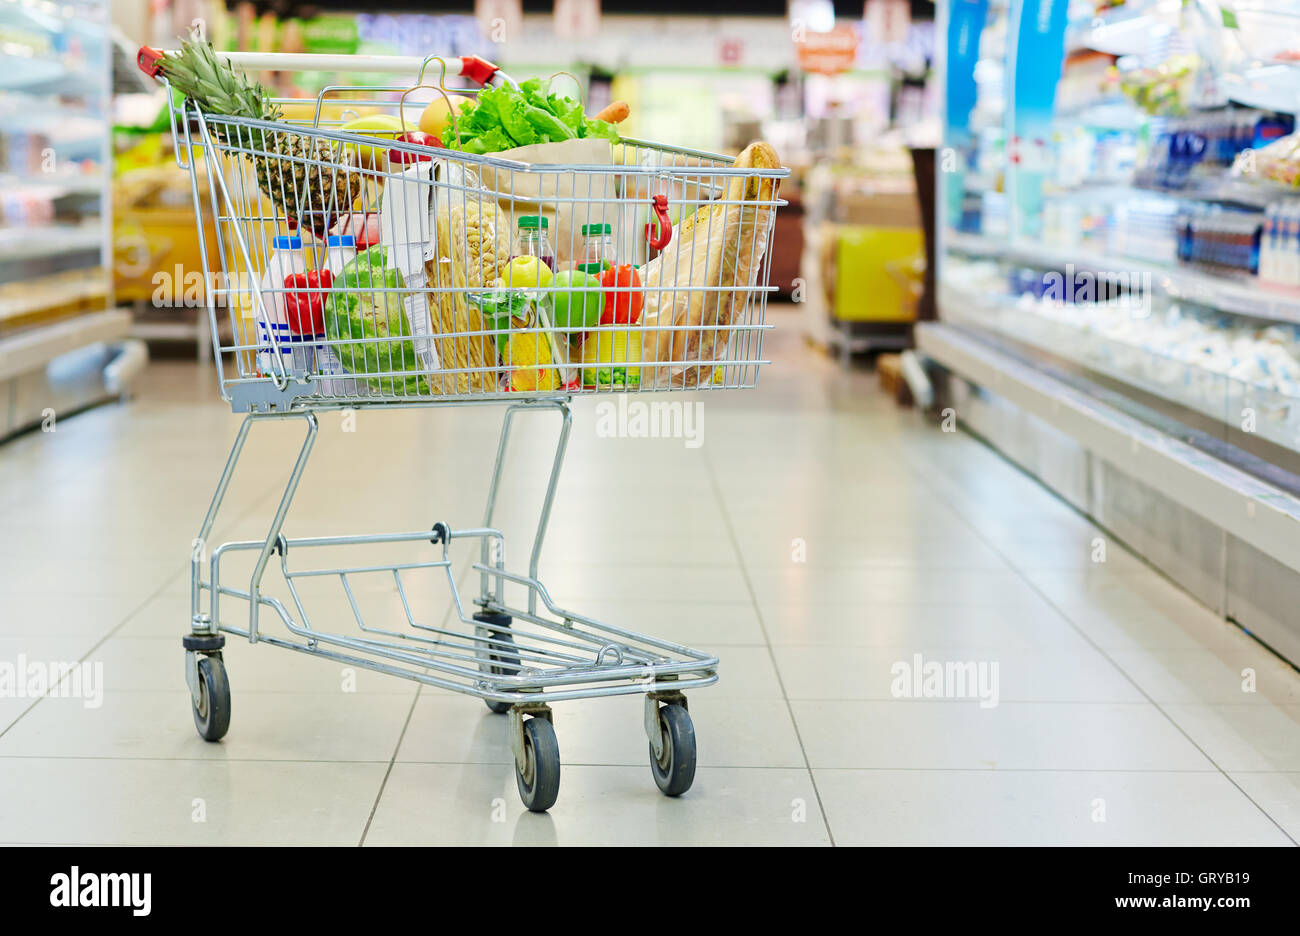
[316,234,356,395]
[578,222,614,271]
[513,215,555,271]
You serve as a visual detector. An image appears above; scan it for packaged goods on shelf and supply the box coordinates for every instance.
[1234,129,1300,187]
[945,258,1300,436]
[1118,54,1200,117]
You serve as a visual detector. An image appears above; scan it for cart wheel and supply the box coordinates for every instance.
[483,631,517,714]
[474,611,514,714]
[192,654,230,742]
[649,703,696,797]
[515,717,560,812]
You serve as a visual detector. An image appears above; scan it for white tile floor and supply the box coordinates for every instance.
[1,307,1297,845]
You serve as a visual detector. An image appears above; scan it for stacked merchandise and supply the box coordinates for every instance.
[946,259,1300,437]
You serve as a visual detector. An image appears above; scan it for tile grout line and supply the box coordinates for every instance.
[0,464,292,744]
[358,685,422,847]
[358,554,475,846]
[702,441,837,846]
[920,432,1299,845]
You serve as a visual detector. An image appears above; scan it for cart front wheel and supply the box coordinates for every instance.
[192,654,230,742]
[474,611,514,714]
[650,703,696,797]
[515,717,560,812]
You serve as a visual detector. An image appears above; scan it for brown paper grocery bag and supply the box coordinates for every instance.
[473,138,618,267]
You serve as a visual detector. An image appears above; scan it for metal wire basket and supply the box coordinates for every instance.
[148,49,787,413]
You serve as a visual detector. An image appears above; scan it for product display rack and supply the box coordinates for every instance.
[931,0,1300,665]
[0,0,142,436]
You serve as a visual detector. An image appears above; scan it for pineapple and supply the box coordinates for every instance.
[159,32,361,236]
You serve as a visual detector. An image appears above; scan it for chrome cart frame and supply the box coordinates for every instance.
[144,46,786,811]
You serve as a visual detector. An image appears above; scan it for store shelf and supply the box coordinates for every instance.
[945,231,1300,325]
[1222,63,1300,114]
[1077,1,1185,57]
[938,279,1300,456]
[0,222,102,262]
[0,307,127,382]
[0,267,108,334]
[0,51,98,93]
[0,171,104,198]
[1130,173,1300,208]
[919,320,1300,572]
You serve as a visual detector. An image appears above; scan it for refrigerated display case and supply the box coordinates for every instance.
[926,0,1300,663]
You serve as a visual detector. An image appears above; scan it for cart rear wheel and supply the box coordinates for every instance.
[474,611,515,714]
[192,654,230,742]
[515,717,560,812]
[650,703,695,796]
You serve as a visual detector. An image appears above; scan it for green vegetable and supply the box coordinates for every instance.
[323,245,425,395]
[443,78,619,153]
[468,288,533,356]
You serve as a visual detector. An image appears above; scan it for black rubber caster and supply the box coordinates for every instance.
[516,717,561,812]
[474,611,515,714]
[650,703,696,797]
[192,653,231,742]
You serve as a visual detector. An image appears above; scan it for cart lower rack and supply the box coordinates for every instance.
[147,44,785,812]
[187,401,716,810]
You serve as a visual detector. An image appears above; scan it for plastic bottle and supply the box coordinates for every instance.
[1291,207,1300,287]
[513,215,555,271]
[578,223,615,271]
[1279,206,1296,286]
[1261,205,1278,282]
[324,234,356,279]
[317,234,356,395]
[1281,207,1296,286]
[257,234,307,377]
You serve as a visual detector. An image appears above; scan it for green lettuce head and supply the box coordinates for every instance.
[442,80,620,153]
[323,245,425,395]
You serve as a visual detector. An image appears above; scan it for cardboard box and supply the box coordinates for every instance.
[835,190,921,228]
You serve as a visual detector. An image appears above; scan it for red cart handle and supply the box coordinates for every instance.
[459,54,504,87]
[138,45,165,77]
[136,46,512,88]
[646,195,672,251]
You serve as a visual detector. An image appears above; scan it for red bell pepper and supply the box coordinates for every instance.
[284,269,334,335]
[600,264,643,325]
[389,131,442,165]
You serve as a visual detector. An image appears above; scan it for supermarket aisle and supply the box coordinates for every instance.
[0,306,1297,846]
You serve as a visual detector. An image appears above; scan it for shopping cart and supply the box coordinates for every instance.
[140,46,786,811]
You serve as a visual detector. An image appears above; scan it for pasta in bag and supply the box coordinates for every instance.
[423,163,512,395]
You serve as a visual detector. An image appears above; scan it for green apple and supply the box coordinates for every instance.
[550,269,604,329]
[504,256,553,290]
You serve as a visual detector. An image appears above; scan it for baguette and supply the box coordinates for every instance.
[641,141,781,387]
[675,142,779,246]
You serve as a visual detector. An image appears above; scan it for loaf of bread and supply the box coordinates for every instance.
[640,141,781,388]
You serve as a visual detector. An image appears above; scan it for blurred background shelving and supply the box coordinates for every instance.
[0,0,144,438]
[931,0,1300,664]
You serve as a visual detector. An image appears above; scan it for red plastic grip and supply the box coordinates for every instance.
[459,54,501,87]
[137,45,165,78]
[646,194,672,251]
